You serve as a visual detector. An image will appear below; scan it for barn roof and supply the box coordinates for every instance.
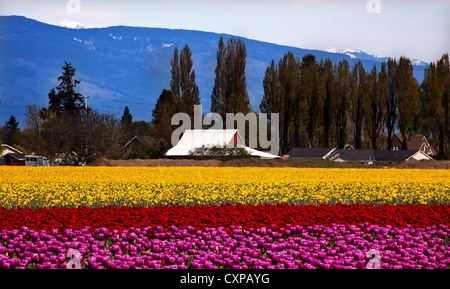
[286,148,336,159]
[165,129,280,159]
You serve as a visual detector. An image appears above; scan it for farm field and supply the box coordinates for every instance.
[0,166,449,269]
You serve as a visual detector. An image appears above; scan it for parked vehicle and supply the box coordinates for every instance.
[10,159,25,166]
[25,155,50,166]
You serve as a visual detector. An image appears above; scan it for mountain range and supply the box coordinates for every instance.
[0,16,428,126]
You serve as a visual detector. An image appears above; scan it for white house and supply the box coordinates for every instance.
[165,129,280,159]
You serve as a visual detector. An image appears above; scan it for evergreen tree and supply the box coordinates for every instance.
[152,89,176,126]
[396,56,419,150]
[41,62,83,118]
[5,115,20,145]
[121,106,133,130]
[58,62,83,113]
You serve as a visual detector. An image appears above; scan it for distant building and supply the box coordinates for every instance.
[286,148,336,160]
[391,134,437,156]
[122,136,154,151]
[3,153,26,166]
[326,149,432,164]
[165,129,280,159]
[1,144,24,158]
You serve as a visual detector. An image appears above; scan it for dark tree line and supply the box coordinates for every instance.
[1,39,448,160]
[152,37,251,137]
[419,53,450,159]
[260,52,447,157]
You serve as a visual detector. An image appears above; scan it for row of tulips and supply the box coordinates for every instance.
[2,182,449,209]
[1,224,449,269]
[0,204,449,232]
[2,167,449,209]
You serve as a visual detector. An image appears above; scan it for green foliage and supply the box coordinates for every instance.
[396,56,419,150]
[121,106,133,130]
[211,37,251,122]
[421,53,449,159]
[125,138,170,160]
[12,144,27,154]
[107,151,122,160]
[189,145,251,161]
[170,45,200,119]
[4,115,20,145]
[46,62,83,115]
[152,89,176,126]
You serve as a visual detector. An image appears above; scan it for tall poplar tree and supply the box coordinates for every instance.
[349,61,367,149]
[211,37,251,121]
[385,58,398,150]
[421,53,449,158]
[334,60,351,148]
[300,54,325,148]
[170,45,200,119]
[279,52,300,151]
[365,63,387,149]
[396,56,419,150]
[321,58,336,148]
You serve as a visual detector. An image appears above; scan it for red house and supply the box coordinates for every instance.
[391,134,437,156]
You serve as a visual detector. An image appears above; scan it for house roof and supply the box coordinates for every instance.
[326,149,432,162]
[4,153,25,161]
[286,148,336,159]
[393,134,437,155]
[123,136,154,149]
[165,129,280,159]
[1,144,23,157]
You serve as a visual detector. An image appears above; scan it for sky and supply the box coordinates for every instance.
[0,0,449,63]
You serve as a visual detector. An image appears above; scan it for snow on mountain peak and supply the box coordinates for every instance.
[60,19,84,29]
[326,47,360,54]
[326,47,340,53]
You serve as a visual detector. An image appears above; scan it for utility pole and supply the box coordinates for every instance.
[84,95,90,158]
[84,95,90,116]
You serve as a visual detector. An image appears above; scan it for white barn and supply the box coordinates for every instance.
[165,129,280,159]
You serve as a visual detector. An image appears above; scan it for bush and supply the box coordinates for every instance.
[107,152,122,160]
[189,145,251,161]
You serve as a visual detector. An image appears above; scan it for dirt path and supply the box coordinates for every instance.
[91,157,450,169]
